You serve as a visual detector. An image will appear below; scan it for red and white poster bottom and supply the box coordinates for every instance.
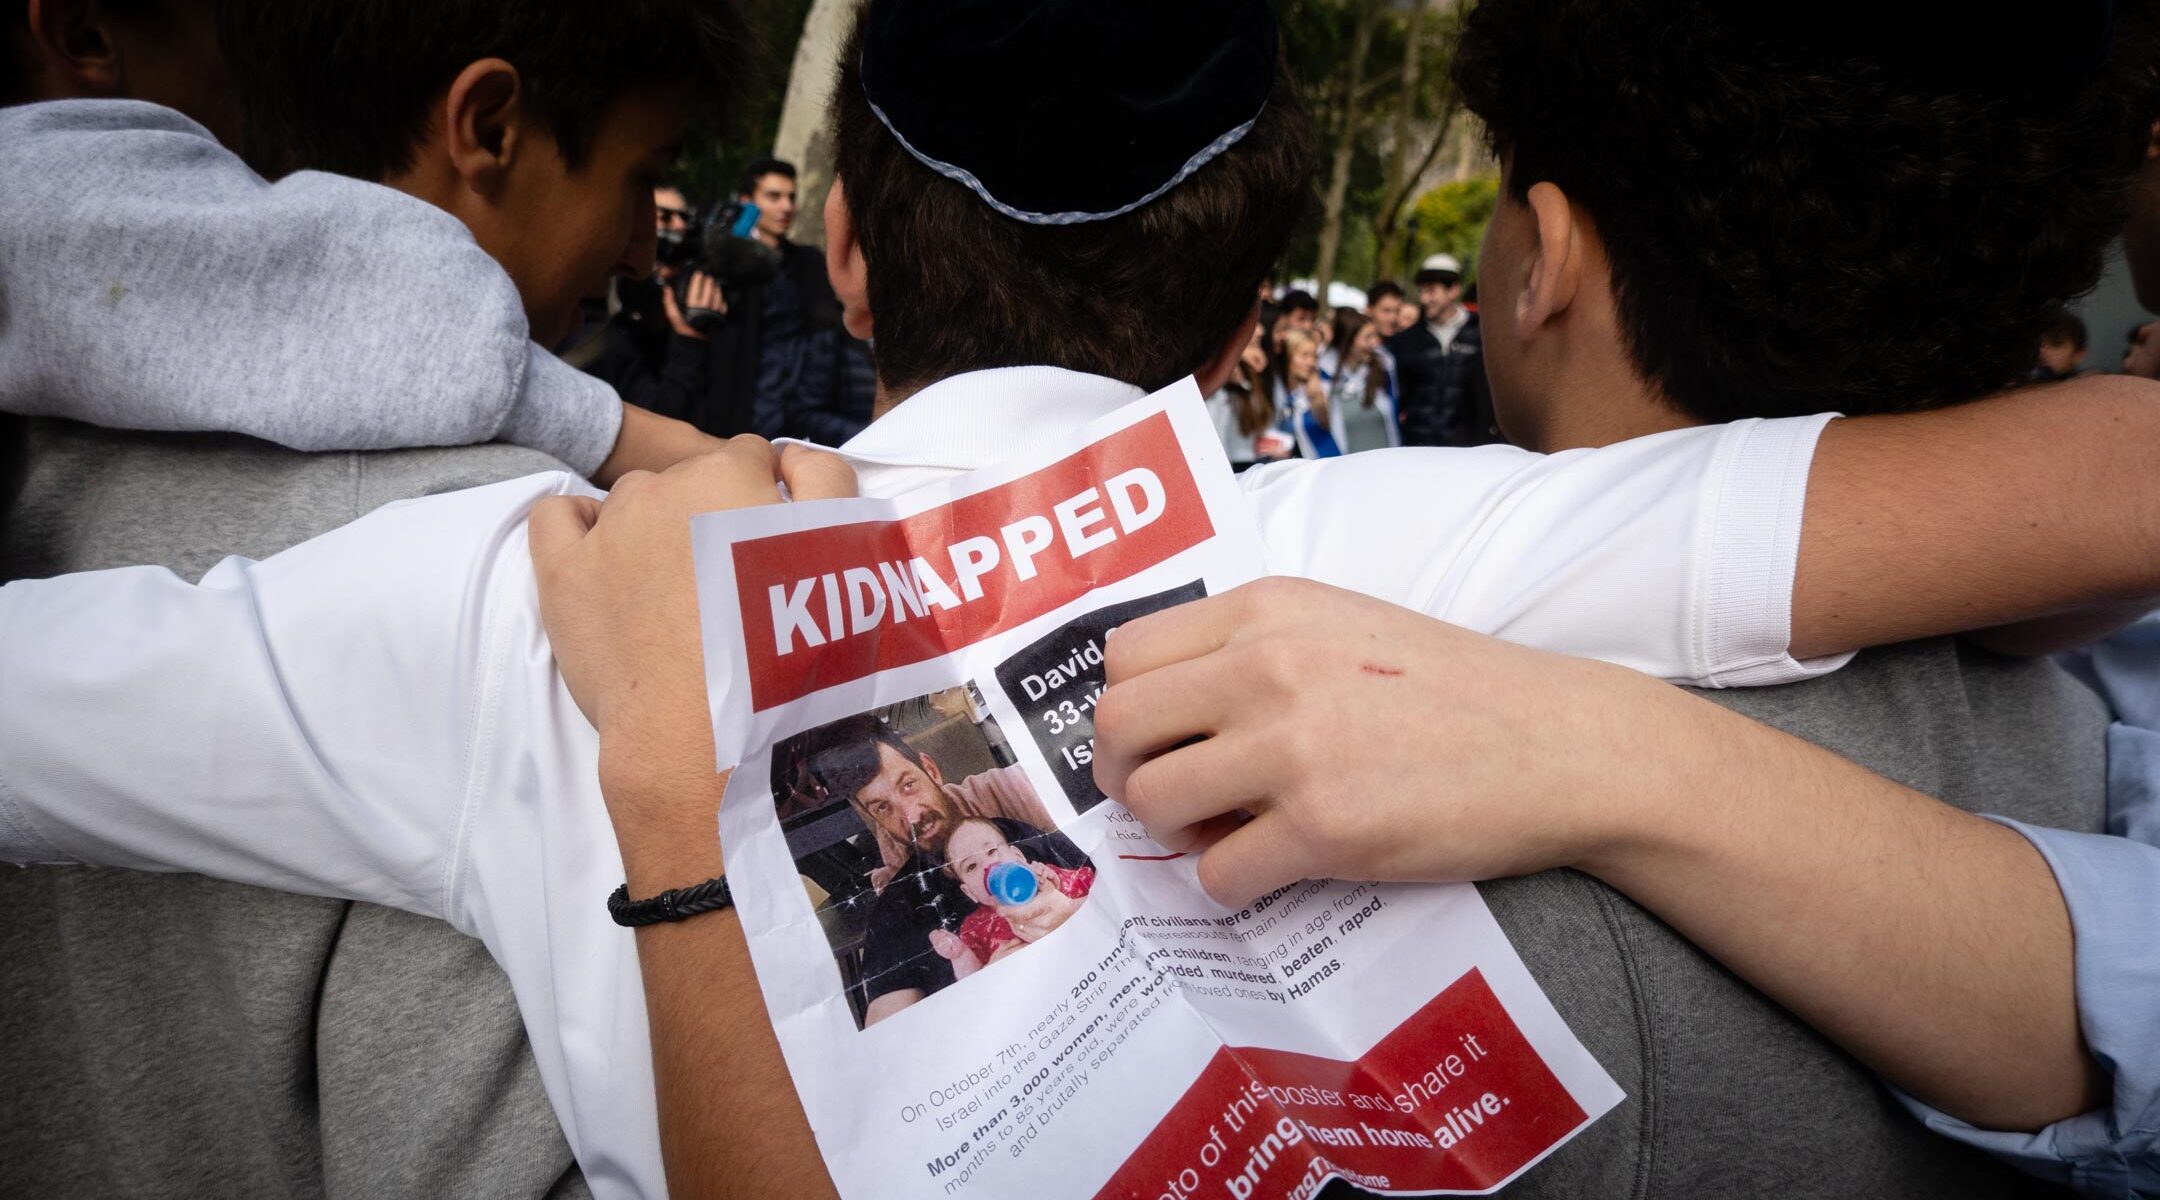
[1104,970,1590,1199]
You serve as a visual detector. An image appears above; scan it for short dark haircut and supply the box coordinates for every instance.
[4,0,219,107]
[2041,309,2090,352]
[738,156,796,197]
[218,0,751,180]
[779,716,925,810]
[1366,280,1405,305]
[1277,289,1319,315]
[1454,0,2160,421]
[832,10,1316,396]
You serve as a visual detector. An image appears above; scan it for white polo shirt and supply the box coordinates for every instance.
[0,366,1839,1199]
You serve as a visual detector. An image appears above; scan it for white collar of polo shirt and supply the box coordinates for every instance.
[1427,306,1469,347]
[782,366,1148,493]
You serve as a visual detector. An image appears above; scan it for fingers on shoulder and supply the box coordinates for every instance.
[528,494,603,564]
[668,434,781,495]
[780,443,859,500]
[716,433,778,468]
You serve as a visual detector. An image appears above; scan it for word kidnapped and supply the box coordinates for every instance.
[768,468,1167,656]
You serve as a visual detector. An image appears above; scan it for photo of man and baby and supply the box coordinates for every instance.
[771,686,1096,1030]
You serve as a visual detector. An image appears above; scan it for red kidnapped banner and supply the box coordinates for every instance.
[734,413,1214,711]
[1100,971,1588,1199]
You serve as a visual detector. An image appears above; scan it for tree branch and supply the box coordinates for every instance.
[1378,96,1460,232]
[1353,66,1406,108]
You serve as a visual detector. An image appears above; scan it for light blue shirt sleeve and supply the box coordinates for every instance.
[1893,614,2160,1196]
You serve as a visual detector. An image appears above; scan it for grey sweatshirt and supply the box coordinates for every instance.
[0,100,622,475]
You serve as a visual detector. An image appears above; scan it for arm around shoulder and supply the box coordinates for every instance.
[0,472,584,915]
[1893,822,2160,1193]
[1246,415,1839,687]
[1794,374,2160,659]
[0,104,587,461]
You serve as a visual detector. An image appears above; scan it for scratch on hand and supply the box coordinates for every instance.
[1359,663,1404,677]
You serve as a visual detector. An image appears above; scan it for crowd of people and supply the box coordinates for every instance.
[2,1,2159,1199]
[1210,253,1499,469]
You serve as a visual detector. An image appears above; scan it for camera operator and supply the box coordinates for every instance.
[597,160,872,444]
[585,183,725,419]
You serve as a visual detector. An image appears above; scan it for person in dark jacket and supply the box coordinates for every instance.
[594,161,875,443]
[584,184,721,419]
[1385,253,1498,446]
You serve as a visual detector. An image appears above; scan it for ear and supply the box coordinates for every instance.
[27,0,122,94]
[826,177,874,342]
[1195,305,1263,394]
[1513,182,1584,334]
[442,58,527,195]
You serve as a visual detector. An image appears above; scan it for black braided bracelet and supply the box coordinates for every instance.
[607,876,734,928]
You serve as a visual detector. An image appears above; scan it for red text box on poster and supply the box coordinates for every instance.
[1100,970,1589,1199]
[733,413,1213,711]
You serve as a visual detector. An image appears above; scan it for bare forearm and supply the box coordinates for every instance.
[633,909,835,1199]
[591,404,729,487]
[1794,374,2160,659]
[605,732,838,1199]
[1580,692,2101,1131]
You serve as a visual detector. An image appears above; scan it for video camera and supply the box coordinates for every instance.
[655,199,784,333]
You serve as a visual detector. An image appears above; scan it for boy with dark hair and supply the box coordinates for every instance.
[1449,0,2151,434]
[221,0,746,184]
[1271,286,1321,345]
[736,155,795,215]
[0,0,736,482]
[1095,0,2160,1193]
[1362,278,1406,333]
[1,0,750,1194]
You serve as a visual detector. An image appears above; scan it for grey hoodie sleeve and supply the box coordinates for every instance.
[0,99,622,476]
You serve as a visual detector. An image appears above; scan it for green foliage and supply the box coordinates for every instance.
[1332,211,1378,288]
[1406,176,1498,284]
[668,0,815,207]
[1271,0,1467,289]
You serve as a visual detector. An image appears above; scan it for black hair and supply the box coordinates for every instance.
[737,155,797,197]
[1453,0,2160,420]
[2,4,38,104]
[217,0,752,180]
[1366,280,1405,304]
[832,8,1316,397]
[775,715,926,810]
[2041,309,2090,352]
[3,0,219,106]
[1278,288,1320,315]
